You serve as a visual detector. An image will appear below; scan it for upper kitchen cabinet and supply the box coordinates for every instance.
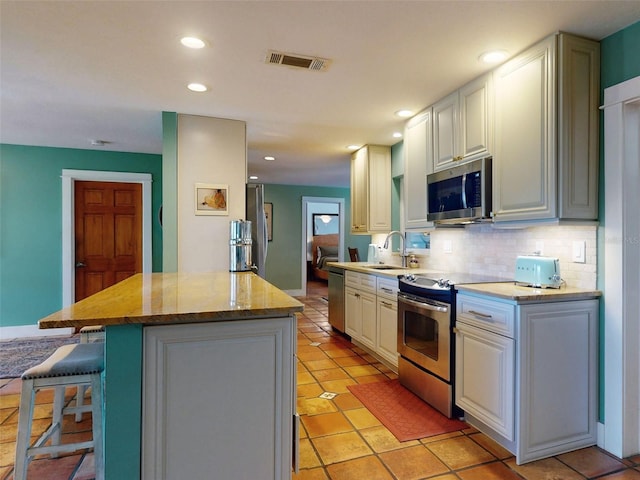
[433,73,492,171]
[404,109,434,230]
[492,33,600,223]
[351,145,391,234]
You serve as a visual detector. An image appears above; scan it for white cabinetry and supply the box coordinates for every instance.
[350,145,391,233]
[345,271,398,368]
[433,73,492,171]
[345,271,377,350]
[403,109,433,230]
[142,317,297,479]
[455,292,598,464]
[455,296,515,440]
[493,33,599,223]
[376,277,399,368]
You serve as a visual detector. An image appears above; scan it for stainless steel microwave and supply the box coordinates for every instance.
[427,157,492,224]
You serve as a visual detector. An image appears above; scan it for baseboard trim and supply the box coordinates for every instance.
[0,324,74,340]
[283,289,304,297]
[597,421,605,449]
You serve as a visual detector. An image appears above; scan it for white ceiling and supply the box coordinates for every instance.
[2,1,639,188]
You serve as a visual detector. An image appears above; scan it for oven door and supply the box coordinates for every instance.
[397,292,451,382]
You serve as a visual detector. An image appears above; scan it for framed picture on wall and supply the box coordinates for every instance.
[265,202,273,241]
[195,183,228,215]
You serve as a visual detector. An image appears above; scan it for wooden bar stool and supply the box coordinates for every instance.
[14,343,105,480]
[80,325,105,344]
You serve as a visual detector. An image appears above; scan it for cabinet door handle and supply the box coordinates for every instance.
[468,309,493,319]
[381,301,393,307]
[381,287,393,294]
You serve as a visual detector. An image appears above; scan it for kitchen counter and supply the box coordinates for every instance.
[39,271,303,329]
[456,282,601,303]
[38,271,302,479]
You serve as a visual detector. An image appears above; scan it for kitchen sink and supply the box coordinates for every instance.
[364,265,405,270]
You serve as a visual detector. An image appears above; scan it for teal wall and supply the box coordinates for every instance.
[601,20,640,89]
[597,19,640,422]
[264,184,370,290]
[0,144,163,328]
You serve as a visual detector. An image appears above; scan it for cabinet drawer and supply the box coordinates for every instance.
[376,278,398,298]
[457,294,515,338]
[345,271,376,293]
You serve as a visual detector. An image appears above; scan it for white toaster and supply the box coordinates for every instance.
[514,255,562,288]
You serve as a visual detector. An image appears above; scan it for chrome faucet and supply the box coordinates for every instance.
[383,231,409,268]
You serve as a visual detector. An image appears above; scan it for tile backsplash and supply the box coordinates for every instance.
[373,225,597,290]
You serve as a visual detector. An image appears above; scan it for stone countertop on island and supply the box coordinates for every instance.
[456,282,601,303]
[39,271,304,329]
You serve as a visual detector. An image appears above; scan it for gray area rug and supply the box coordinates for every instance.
[0,335,80,379]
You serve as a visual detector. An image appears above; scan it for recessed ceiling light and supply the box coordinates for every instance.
[393,132,403,138]
[187,83,208,92]
[479,50,508,64]
[180,36,206,49]
[264,156,275,161]
[347,145,361,151]
[249,175,259,180]
[395,109,414,118]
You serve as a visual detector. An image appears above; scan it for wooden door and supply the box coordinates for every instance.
[75,181,142,301]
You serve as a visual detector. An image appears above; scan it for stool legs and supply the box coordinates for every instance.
[13,379,35,480]
[14,374,104,480]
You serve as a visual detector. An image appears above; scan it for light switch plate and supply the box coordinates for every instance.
[443,240,452,254]
[573,240,586,263]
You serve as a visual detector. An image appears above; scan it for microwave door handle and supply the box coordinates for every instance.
[461,173,467,209]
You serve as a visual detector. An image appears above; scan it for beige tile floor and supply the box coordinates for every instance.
[1,284,639,479]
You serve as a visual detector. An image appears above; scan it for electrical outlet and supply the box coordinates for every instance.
[573,240,586,263]
[535,241,544,255]
[443,240,453,254]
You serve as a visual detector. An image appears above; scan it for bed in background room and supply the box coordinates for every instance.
[311,234,339,281]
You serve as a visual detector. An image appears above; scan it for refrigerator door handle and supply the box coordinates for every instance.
[263,210,268,258]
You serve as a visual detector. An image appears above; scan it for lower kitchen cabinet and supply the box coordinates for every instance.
[142,317,297,479]
[376,278,399,368]
[456,321,515,440]
[345,271,398,368]
[455,292,598,465]
[345,286,376,350]
[345,271,377,351]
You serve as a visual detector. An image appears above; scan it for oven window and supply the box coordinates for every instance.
[404,310,438,360]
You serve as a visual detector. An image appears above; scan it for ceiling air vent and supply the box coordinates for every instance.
[266,50,331,71]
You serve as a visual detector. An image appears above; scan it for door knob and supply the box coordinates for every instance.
[76,261,86,268]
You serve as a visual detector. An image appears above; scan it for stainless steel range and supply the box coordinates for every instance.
[397,273,508,418]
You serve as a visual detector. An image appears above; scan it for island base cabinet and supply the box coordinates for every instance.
[142,317,297,480]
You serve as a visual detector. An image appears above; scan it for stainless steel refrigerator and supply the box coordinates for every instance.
[246,184,268,278]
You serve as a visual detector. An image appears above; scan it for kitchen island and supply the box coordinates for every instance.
[39,271,304,480]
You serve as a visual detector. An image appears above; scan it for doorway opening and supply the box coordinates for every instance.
[301,196,345,297]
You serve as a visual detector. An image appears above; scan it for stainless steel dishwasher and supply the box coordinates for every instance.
[328,267,345,332]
